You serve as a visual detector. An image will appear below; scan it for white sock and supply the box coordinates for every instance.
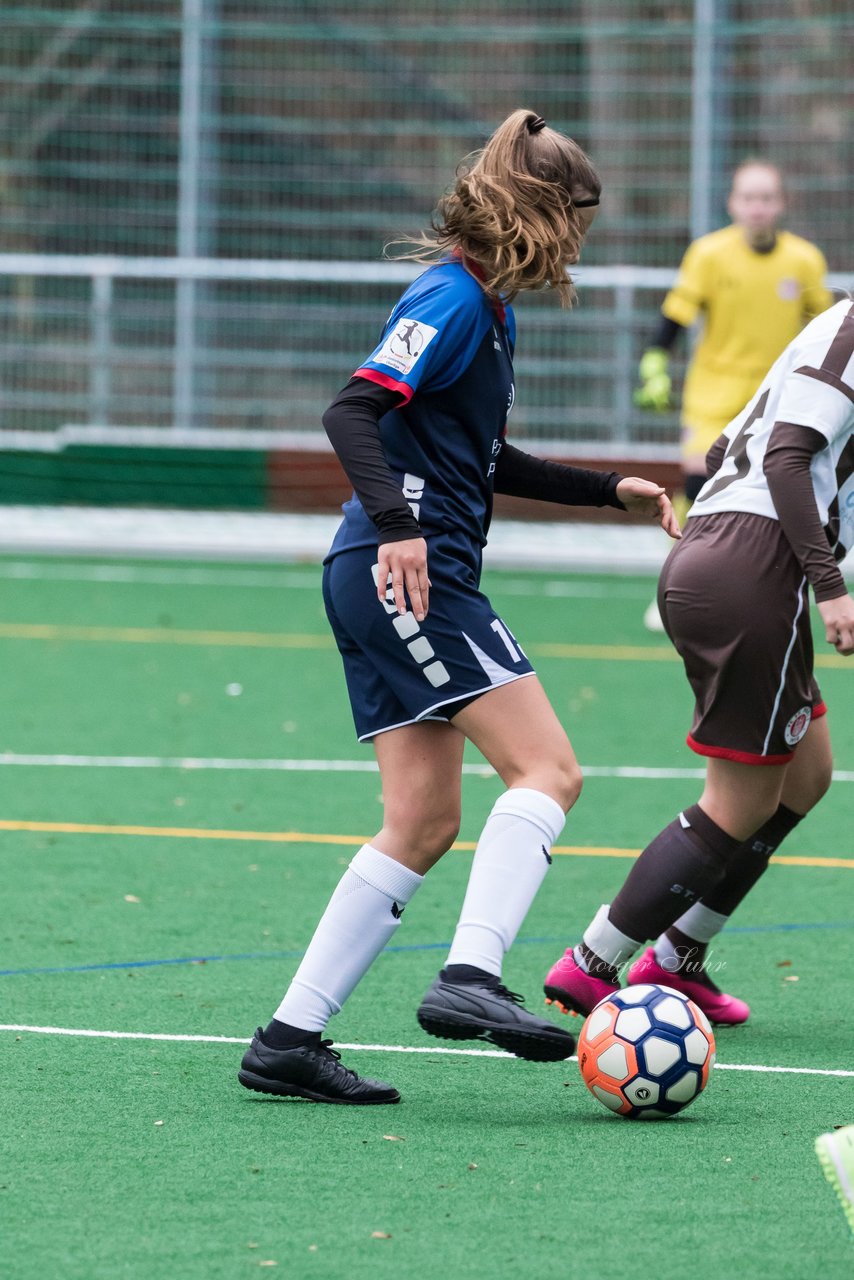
[575,904,641,972]
[445,788,566,978]
[655,902,730,967]
[274,844,423,1032]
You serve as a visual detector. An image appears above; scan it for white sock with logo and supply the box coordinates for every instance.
[445,788,566,978]
[274,844,423,1033]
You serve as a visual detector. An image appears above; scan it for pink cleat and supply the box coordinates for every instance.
[544,947,618,1018]
[627,947,750,1025]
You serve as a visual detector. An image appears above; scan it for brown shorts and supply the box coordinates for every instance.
[658,512,826,765]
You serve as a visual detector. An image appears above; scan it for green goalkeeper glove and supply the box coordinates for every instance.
[634,347,672,411]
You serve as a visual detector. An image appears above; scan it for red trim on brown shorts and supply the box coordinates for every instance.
[812,700,828,720]
[686,733,794,766]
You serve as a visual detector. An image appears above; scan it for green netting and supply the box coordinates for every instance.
[2,2,852,264]
[0,3,851,450]
[0,269,689,443]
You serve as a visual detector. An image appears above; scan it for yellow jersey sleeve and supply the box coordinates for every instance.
[661,240,709,328]
[801,246,834,321]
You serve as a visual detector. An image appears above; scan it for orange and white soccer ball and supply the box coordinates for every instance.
[578,984,716,1119]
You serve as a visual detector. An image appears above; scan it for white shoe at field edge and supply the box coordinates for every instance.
[815,1125,854,1236]
[643,598,666,632]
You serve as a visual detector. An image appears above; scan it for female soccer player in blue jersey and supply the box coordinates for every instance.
[238,109,680,1105]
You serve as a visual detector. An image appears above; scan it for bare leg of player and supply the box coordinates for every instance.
[239,722,464,1104]
[417,676,583,1061]
[371,721,466,873]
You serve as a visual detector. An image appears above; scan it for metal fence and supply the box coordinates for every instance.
[3,3,852,265]
[0,255,686,449]
[1,2,852,449]
[1,255,851,450]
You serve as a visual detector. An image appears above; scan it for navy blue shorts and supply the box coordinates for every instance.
[322,534,536,741]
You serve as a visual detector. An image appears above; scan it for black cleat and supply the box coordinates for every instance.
[417,971,575,1062]
[238,1029,400,1105]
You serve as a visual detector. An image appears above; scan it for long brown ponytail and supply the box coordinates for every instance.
[392,109,600,306]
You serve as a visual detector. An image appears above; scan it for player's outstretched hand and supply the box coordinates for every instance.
[817,593,854,656]
[616,478,682,540]
[377,537,430,621]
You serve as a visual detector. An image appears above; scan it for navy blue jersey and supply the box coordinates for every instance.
[326,260,516,561]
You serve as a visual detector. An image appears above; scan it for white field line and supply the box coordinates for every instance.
[0,753,389,773]
[0,559,655,598]
[2,559,846,603]
[0,1025,509,1058]
[0,753,852,783]
[0,561,321,590]
[1,1024,852,1077]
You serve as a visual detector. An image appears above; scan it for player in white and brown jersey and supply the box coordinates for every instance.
[542,299,854,1027]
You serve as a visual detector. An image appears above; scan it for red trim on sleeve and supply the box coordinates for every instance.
[686,734,794,767]
[353,367,414,403]
[812,700,828,720]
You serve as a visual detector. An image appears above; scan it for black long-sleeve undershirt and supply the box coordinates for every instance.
[650,314,684,353]
[321,376,626,542]
[493,443,625,509]
[321,377,420,541]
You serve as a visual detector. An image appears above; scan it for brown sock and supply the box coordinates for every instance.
[609,803,741,942]
[702,804,803,915]
[662,803,805,987]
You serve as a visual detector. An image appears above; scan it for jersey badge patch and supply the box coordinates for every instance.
[784,705,812,747]
[777,277,799,301]
[374,318,439,376]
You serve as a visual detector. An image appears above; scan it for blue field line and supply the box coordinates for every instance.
[2,920,853,978]
[723,920,854,935]
[0,939,454,977]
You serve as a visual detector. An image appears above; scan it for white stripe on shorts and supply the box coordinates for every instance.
[762,575,808,757]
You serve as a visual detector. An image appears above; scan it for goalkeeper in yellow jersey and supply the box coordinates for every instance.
[636,159,833,629]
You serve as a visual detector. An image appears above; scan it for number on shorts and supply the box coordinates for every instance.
[490,618,522,663]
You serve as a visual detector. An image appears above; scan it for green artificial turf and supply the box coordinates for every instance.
[0,556,852,1279]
